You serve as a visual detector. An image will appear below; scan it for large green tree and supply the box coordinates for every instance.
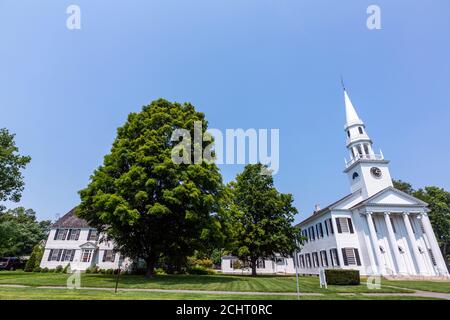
[0,207,51,257]
[393,179,450,267]
[77,99,223,277]
[225,163,301,276]
[0,128,31,211]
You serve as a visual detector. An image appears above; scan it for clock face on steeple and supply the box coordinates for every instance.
[370,167,382,178]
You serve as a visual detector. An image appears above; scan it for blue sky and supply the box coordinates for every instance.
[1,0,450,224]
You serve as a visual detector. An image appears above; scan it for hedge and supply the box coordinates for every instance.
[325,269,360,285]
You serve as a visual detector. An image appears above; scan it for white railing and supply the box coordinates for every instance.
[345,153,384,167]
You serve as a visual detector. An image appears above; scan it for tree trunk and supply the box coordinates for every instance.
[145,257,156,278]
[251,258,257,277]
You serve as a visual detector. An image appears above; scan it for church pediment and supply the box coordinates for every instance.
[351,187,428,209]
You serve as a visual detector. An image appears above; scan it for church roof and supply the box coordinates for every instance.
[295,192,357,228]
[344,90,364,128]
[52,207,91,229]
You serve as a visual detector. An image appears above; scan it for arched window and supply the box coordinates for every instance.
[358,127,364,134]
[352,172,359,180]
[347,130,350,138]
[364,144,370,155]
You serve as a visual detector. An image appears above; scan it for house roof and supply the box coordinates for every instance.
[52,207,91,229]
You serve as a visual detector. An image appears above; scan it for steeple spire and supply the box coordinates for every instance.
[344,89,364,128]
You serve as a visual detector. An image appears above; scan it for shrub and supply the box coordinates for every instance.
[155,268,166,275]
[232,260,242,270]
[85,267,93,274]
[187,265,209,275]
[54,265,63,273]
[105,269,114,275]
[63,264,70,274]
[24,243,44,272]
[92,266,100,274]
[325,269,360,285]
[32,266,41,273]
[41,267,49,273]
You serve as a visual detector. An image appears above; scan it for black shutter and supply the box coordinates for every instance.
[354,249,361,266]
[87,230,92,241]
[348,218,354,233]
[324,221,329,236]
[48,249,53,261]
[335,249,340,266]
[70,250,75,261]
[54,230,58,240]
[341,248,349,266]
[57,249,63,261]
[320,223,323,237]
[75,229,80,240]
[102,250,106,262]
[336,218,342,233]
[329,219,334,234]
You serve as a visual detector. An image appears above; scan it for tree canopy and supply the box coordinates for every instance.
[393,179,450,266]
[224,163,301,276]
[0,128,31,211]
[77,99,224,277]
[0,207,51,257]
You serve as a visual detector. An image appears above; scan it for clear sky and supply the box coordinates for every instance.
[1,0,450,224]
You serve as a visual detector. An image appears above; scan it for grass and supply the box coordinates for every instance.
[0,286,441,300]
[378,279,450,294]
[0,271,411,294]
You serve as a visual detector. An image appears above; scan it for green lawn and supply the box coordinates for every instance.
[0,286,440,300]
[0,271,410,294]
[378,279,450,294]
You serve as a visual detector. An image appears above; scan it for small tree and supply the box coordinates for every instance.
[25,242,45,272]
[226,164,301,276]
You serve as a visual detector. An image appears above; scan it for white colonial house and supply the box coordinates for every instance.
[40,208,129,271]
[222,88,449,278]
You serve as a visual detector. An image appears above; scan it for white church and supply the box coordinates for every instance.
[222,88,449,278]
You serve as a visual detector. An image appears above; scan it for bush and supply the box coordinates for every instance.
[105,269,114,275]
[155,268,166,275]
[232,260,243,270]
[85,267,93,274]
[54,265,63,273]
[41,267,49,273]
[24,243,44,272]
[187,265,210,275]
[32,266,41,273]
[63,264,70,274]
[325,269,360,285]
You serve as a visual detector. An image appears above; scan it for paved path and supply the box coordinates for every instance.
[0,284,449,299]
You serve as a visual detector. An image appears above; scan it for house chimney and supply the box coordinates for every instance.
[314,204,321,213]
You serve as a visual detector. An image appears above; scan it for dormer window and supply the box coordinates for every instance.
[358,127,364,134]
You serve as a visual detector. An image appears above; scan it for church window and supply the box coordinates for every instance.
[61,249,75,262]
[352,172,359,180]
[341,248,361,266]
[54,229,68,241]
[330,248,340,266]
[336,217,354,233]
[347,130,350,138]
[88,229,98,241]
[67,229,80,241]
[358,127,364,134]
[312,252,319,268]
[364,144,370,155]
[428,249,437,266]
[324,220,329,236]
[81,249,93,262]
[48,249,63,261]
[102,250,116,262]
[300,255,305,268]
[356,145,363,155]
[320,250,328,267]
[305,254,311,268]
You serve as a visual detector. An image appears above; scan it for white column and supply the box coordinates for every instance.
[402,212,426,275]
[383,212,404,274]
[419,213,449,276]
[365,212,384,274]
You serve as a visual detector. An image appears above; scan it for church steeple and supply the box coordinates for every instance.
[342,86,393,198]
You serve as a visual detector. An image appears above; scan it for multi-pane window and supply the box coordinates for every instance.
[256,259,265,269]
[81,249,93,262]
[316,223,324,238]
[326,219,334,235]
[330,248,340,267]
[61,249,75,262]
[312,252,319,268]
[87,229,98,241]
[305,254,311,268]
[102,250,116,263]
[320,250,328,267]
[67,229,80,241]
[48,249,63,261]
[428,249,437,266]
[54,229,68,240]
[341,248,361,266]
[336,217,354,234]
[299,255,305,268]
